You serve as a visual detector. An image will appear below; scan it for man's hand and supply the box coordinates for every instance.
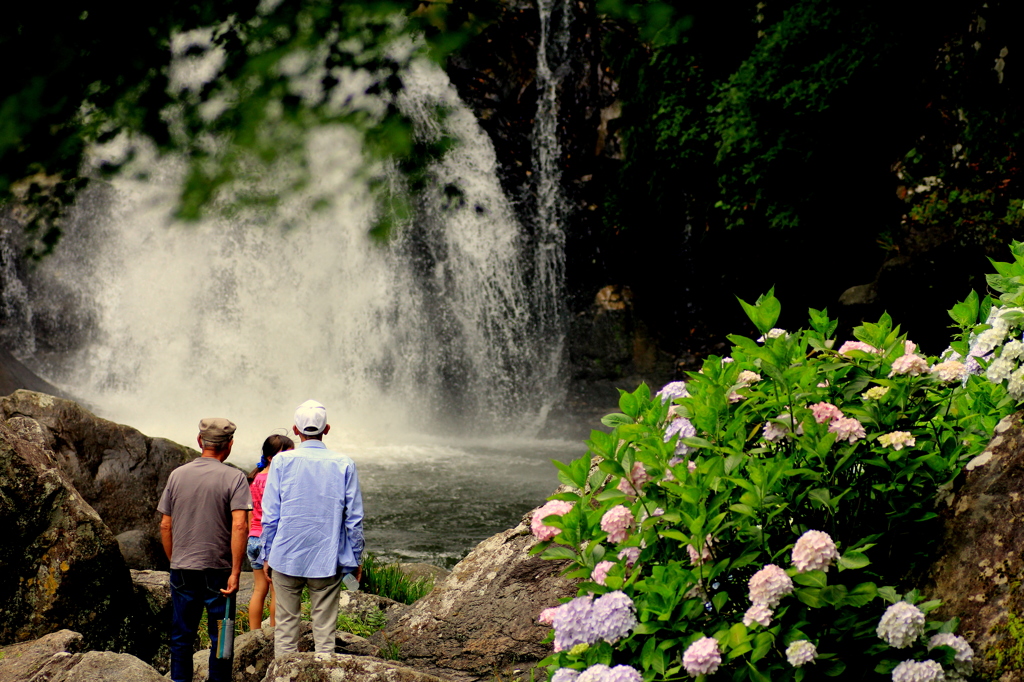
[221,573,240,596]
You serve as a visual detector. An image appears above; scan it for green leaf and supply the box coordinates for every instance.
[619,391,640,419]
[792,570,828,588]
[794,587,824,608]
[712,591,729,612]
[541,545,577,561]
[601,413,634,428]
[838,551,870,571]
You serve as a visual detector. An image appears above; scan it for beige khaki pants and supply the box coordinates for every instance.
[272,569,341,657]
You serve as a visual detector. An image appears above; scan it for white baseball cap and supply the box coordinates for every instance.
[294,399,327,435]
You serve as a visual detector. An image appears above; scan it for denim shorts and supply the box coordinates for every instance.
[246,536,264,570]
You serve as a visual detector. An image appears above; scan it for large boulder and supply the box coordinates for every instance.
[381,510,577,682]
[0,629,165,681]
[927,412,1024,679]
[0,390,195,568]
[264,652,453,682]
[130,570,173,673]
[0,416,138,652]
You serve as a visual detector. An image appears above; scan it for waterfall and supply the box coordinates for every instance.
[12,56,569,451]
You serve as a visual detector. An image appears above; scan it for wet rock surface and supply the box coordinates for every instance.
[380,509,576,682]
[0,415,138,653]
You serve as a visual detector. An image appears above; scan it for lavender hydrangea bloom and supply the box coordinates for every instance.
[785,640,817,667]
[552,669,580,682]
[657,381,690,402]
[575,665,642,682]
[552,595,596,651]
[590,591,637,643]
[891,660,944,682]
[877,602,926,648]
[618,546,641,567]
[927,633,974,676]
[551,592,637,651]
[682,637,721,677]
[665,417,697,455]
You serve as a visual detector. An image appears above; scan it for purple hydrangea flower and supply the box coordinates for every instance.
[552,669,580,682]
[657,381,690,401]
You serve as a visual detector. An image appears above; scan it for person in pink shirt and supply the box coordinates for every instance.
[247,434,294,630]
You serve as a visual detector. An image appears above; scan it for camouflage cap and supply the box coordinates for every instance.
[198,417,236,445]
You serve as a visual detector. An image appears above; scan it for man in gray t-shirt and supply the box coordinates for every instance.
[157,418,252,682]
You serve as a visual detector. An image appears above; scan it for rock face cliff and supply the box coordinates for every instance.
[0,389,195,568]
[0,415,138,652]
[926,412,1024,680]
[381,510,577,682]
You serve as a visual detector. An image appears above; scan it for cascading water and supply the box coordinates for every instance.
[6,31,579,564]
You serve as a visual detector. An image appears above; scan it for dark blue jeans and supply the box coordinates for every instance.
[169,568,232,682]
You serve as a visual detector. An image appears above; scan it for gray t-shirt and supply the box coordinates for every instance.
[157,457,253,570]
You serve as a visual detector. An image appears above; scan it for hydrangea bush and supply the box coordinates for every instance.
[528,242,1024,681]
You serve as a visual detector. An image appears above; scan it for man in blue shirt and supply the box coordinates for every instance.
[260,399,364,657]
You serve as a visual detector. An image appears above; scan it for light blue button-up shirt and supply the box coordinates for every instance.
[260,440,364,578]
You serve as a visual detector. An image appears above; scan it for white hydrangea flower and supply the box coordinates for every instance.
[1010,366,1024,400]
[970,327,1005,357]
[792,530,840,573]
[927,633,974,676]
[986,356,1014,383]
[877,602,926,648]
[891,660,944,682]
[785,640,817,667]
[757,328,788,342]
[1003,339,1024,360]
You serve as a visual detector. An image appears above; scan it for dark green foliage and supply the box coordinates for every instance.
[0,0,490,256]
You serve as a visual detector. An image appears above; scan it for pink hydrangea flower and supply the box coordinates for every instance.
[618,547,641,567]
[617,462,651,497]
[810,402,844,424]
[531,500,573,541]
[930,360,968,383]
[686,535,713,566]
[890,353,930,377]
[743,603,773,628]
[764,414,802,442]
[748,564,793,607]
[600,506,635,543]
[591,561,615,586]
[828,417,866,443]
[538,607,558,625]
[878,431,916,451]
[682,637,721,677]
[792,530,840,573]
[904,340,917,355]
[838,340,880,356]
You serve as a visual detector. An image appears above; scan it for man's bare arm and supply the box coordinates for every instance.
[160,514,173,562]
[221,509,248,596]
